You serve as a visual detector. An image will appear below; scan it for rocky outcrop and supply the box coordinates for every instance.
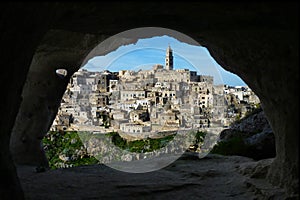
[215,110,276,160]
[10,29,102,166]
[229,109,270,134]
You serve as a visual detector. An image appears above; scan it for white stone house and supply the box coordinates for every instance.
[120,123,151,133]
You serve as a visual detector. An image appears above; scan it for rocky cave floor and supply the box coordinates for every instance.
[17,153,286,200]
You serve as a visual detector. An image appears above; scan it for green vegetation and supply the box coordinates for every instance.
[107,132,176,153]
[211,104,266,158]
[210,135,249,156]
[188,131,207,152]
[43,131,178,169]
[43,131,98,169]
[194,131,206,144]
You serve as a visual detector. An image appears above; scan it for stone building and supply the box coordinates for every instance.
[51,45,258,136]
[97,71,118,93]
[129,109,150,123]
[120,123,151,134]
[165,45,173,70]
[120,90,146,101]
[199,75,214,85]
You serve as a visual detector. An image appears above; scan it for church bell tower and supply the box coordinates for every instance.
[165,45,173,70]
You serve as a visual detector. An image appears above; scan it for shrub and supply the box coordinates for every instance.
[107,132,175,153]
[210,136,249,156]
[43,131,98,169]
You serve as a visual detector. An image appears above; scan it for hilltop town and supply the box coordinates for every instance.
[51,46,259,140]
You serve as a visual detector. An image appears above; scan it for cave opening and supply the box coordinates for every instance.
[13,27,279,199]
[40,28,273,177]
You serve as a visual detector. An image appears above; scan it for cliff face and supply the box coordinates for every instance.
[230,109,270,134]
[0,2,298,199]
[214,109,276,160]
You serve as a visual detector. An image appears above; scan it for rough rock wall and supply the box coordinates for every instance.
[0,2,298,199]
[196,19,299,195]
[10,30,104,166]
[217,110,276,160]
[0,3,57,199]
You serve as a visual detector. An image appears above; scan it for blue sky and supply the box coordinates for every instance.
[83,35,246,86]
